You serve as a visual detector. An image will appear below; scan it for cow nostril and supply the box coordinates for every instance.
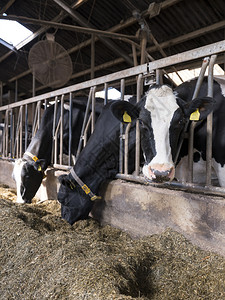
[150,168,170,177]
[149,167,174,182]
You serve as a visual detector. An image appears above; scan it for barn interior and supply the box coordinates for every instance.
[0,0,225,104]
[0,0,225,260]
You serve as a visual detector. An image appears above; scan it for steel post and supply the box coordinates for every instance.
[60,95,65,165]
[119,79,125,173]
[76,88,93,157]
[91,86,96,133]
[135,74,142,175]
[69,93,73,166]
[206,55,217,186]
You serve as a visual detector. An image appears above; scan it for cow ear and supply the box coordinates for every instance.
[58,174,75,190]
[111,101,139,123]
[58,174,67,185]
[178,96,215,121]
[34,159,46,172]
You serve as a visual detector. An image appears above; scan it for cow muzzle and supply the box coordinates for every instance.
[144,164,175,183]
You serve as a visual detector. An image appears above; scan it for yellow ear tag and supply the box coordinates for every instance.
[38,165,42,172]
[123,111,132,123]
[190,109,200,121]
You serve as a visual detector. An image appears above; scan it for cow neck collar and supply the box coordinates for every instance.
[23,151,39,162]
[70,168,101,201]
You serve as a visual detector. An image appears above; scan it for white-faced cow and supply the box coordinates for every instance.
[57,77,221,225]
[12,98,104,203]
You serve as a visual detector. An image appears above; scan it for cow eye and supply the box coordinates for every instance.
[138,119,145,127]
[178,118,185,125]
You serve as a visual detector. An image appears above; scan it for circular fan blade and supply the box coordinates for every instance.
[28,40,73,88]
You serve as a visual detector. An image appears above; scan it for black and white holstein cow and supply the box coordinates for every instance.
[57,98,137,224]
[12,98,104,203]
[57,77,221,225]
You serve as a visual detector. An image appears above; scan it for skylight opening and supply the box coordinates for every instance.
[168,64,224,85]
[0,14,33,49]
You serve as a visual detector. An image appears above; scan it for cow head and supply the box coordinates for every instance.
[12,158,46,203]
[57,174,93,225]
[111,84,214,183]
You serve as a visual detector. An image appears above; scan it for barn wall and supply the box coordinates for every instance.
[1,160,225,256]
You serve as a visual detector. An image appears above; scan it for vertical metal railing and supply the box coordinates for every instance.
[187,57,210,182]
[76,87,95,158]
[119,79,125,174]
[0,50,224,196]
[206,55,217,185]
[135,74,142,175]
[60,95,65,165]
[68,92,73,166]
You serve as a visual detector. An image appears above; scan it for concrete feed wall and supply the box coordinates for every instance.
[92,180,225,256]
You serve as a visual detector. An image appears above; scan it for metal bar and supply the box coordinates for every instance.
[83,115,92,147]
[32,102,39,137]
[0,15,138,42]
[9,109,13,157]
[140,31,147,65]
[0,81,2,123]
[14,107,22,158]
[115,173,225,198]
[60,95,65,165]
[135,74,142,175]
[187,57,210,182]
[91,34,95,79]
[15,80,18,102]
[3,20,225,90]
[2,110,8,157]
[19,106,23,157]
[2,40,225,112]
[119,79,125,173]
[68,93,73,166]
[11,112,14,158]
[91,86,96,133]
[0,0,15,14]
[188,122,197,183]
[76,88,93,157]
[5,110,9,157]
[52,163,71,171]
[174,57,210,165]
[132,44,138,67]
[0,0,88,65]
[156,69,162,85]
[37,101,41,129]
[206,55,217,186]
[124,123,131,174]
[51,0,135,65]
[54,117,61,165]
[32,71,35,97]
[52,96,58,164]
[104,83,108,105]
[25,104,28,151]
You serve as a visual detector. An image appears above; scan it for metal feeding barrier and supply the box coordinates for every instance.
[0,40,225,196]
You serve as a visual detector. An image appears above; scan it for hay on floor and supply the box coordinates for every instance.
[0,185,224,300]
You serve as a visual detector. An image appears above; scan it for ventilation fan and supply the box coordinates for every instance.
[28,35,73,89]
